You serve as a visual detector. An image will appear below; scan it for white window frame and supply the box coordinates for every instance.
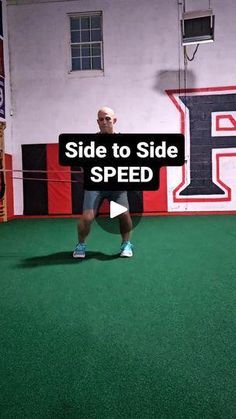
[67,11,104,78]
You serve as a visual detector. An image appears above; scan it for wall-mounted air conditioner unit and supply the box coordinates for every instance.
[181,9,215,46]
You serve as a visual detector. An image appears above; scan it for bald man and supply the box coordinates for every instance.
[73,107,133,258]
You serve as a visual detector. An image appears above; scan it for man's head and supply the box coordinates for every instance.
[97,106,117,134]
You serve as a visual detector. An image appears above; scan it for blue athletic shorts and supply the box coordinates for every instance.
[83,190,129,212]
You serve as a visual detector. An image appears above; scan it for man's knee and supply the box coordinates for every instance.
[118,212,132,228]
[118,212,131,221]
[81,210,96,224]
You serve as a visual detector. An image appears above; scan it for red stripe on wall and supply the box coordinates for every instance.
[46,144,72,214]
[5,154,14,218]
[0,154,14,221]
[143,167,167,212]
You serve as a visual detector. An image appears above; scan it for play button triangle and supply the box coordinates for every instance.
[110,201,128,219]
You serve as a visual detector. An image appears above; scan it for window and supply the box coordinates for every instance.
[70,12,103,71]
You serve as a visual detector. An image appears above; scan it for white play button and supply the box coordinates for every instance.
[110,201,128,218]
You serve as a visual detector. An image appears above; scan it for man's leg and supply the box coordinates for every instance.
[119,211,133,257]
[118,211,132,242]
[78,209,96,242]
[109,191,134,257]
[109,191,132,241]
[73,191,100,258]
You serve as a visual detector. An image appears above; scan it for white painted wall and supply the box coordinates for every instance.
[6,0,236,214]
[2,0,12,154]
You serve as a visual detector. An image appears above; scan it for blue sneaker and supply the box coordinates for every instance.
[73,242,86,259]
[120,241,133,257]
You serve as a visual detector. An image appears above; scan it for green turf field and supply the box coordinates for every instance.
[0,216,235,418]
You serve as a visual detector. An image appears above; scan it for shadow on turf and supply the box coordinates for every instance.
[18,251,120,268]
